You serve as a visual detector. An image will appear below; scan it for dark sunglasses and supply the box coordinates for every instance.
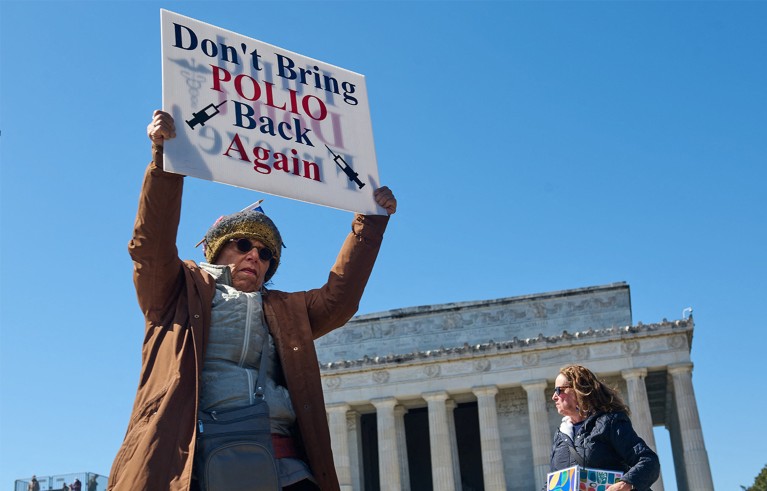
[553,385,571,396]
[229,238,274,262]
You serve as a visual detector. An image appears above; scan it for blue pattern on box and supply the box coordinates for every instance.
[547,465,623,491]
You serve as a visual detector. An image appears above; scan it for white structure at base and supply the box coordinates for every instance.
[316,282,713,491]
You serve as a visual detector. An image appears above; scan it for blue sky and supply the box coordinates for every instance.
[1,1,765,490]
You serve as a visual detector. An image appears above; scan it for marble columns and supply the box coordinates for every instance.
[668,363,714,491]
[327,403,353,491]
[371,397,403,491]
[621,368,665,491]
[445,400,462,488]
[423,391,458,491]
[472,385,507,491]
[393,405,411,491]
[523,380,552,491]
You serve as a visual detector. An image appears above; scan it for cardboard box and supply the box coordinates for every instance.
[547,465,624,491]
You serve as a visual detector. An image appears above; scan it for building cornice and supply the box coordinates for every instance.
[319,317,693,372]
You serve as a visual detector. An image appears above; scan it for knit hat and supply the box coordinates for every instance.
[201,210,283,282]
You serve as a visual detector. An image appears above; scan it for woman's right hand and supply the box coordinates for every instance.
[147,110,176,146]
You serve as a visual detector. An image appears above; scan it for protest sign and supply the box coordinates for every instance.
[160,10,384,215]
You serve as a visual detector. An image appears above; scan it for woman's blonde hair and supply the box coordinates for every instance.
[560,364,630,417]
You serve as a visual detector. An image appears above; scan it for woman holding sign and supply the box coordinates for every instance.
[108,110,396,491]
[548,365,660,491]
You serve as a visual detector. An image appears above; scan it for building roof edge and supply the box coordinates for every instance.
[320,316,691,371]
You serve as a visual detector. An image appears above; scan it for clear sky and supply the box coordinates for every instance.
[1,1,765,490]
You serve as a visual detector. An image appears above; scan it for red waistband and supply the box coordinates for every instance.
[271,433,299,459]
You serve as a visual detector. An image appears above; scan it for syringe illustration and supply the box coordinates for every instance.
[325,145,365,189]
[186,100,228,130]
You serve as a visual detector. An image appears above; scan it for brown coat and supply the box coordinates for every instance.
[108,148,388,491]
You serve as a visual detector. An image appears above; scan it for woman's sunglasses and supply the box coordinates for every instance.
[229,238,274,262]
[553,385,571,396]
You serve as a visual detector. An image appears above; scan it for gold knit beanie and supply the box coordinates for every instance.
[202,210,283,281]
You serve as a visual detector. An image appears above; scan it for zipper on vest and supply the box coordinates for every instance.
[247,368,256,405]
[238,294,256,367]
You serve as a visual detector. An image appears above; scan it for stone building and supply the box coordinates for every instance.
[315,282,713,491]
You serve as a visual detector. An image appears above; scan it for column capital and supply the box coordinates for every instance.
[621,367,648,380]
[472,385,499,397]
[668,362,694,375]
[326,402,351,413]
[522,379,548,392]
[423,390,450,402]
[371,396,398,409]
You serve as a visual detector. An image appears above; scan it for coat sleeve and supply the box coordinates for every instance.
[303,213,389,338]
[608,413,661,490]
[129,145,186,322]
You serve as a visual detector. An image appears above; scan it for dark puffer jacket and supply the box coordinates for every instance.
[550,412,660,491]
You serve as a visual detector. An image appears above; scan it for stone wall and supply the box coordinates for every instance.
[316,282,632,364]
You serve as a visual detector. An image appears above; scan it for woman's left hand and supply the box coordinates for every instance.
[374,186,397,215]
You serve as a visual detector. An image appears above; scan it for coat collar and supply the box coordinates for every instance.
[200,262,233,286]
[559,416,575,440]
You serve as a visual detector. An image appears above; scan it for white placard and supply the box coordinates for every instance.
[160,10,384,215]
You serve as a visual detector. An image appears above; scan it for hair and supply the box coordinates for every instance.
[560,364,630,417]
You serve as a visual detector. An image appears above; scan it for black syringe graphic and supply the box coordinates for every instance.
[326,145,365,189]
[186,100,228,130]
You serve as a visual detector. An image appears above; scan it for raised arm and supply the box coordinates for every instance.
[129,111,186,321]
[304,187,397,337]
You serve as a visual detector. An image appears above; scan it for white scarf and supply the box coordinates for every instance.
[559,416,575,441]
